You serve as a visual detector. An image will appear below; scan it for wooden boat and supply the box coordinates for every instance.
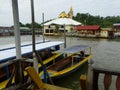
[0,41,64,89]
[39,45,92,79]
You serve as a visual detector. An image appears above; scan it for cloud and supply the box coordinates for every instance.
[0,0,120,26]
[0,0,13,26]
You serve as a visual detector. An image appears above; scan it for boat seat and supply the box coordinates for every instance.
[25,66,72,90]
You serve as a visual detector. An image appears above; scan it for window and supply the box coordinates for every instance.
[50,30,53,33]
[45,29,49,33]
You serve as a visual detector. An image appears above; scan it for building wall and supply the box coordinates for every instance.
[76,30,101,37]
[65,25,75,32]
[44,25,55,35]
[75,27,112,38]
[44,25,75,35]
[0,27,14,36]
[100,30,108,38]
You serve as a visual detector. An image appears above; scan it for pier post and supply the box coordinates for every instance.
[12,0,23,83]
[63,24,66,48]
[33,52,38,73]
[30,0,39,73]
[88,59,94,90]
[80,74,88,90]
[42,13,45,43]
[12,0,21,59]
[92,71,99,90]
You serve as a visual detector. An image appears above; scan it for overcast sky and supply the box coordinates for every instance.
[0,0,120,26]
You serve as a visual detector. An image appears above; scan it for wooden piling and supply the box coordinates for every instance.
[80,74,88,90]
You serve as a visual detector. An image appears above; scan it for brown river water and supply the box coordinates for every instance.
[0,35,120,90]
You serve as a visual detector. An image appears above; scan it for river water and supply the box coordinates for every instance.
[0,35,120,90]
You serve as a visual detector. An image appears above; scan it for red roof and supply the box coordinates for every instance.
[75,25,101,30]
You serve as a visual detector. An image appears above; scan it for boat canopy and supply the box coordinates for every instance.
[0,41,64,63]
[55,45,89,53]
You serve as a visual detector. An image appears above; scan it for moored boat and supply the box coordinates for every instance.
[0,41,64,89]
[39,45,92,79]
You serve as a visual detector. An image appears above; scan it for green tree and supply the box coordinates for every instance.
[73,13,120,27]
[54,24,60,33]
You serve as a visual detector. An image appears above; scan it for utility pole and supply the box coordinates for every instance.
[30,0,38,73]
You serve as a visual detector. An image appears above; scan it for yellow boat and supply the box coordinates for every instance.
[39,45,92,79]
[0,42,63,90]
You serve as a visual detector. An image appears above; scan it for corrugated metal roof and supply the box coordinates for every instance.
[76,25,101,30]
[113,23,120,26]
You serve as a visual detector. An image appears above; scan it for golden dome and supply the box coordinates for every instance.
[59,11,68,18]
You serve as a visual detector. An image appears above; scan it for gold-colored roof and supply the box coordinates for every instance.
[59,11,68,18]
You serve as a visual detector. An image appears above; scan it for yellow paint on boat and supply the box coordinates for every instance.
[38,53,62,68]
[0,80,9,89]
[0,78,15,90]
[39,54,92,78]
[59,55,92,75]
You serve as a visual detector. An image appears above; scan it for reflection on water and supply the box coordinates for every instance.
[0,35,120,90]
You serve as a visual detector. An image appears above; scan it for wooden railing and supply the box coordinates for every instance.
[92,67,120,90]
[80,59,120,90]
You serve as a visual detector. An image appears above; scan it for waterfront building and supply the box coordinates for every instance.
[20,27,31,35]
[0,26,14,36]
[44,18,81,35]
[100,28,110,38]
[100,28,115,38]
[113,23,120,37]
[59,6,73,19]
[43,7,81,35]
[113,23,120,30]
[75,26,115,38]
[75,25,101,37]
[0,26,33,36]
[68,6,73,19]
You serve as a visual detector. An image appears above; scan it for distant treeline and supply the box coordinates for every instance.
[19,13,120,28]
[73,13,120,28]
[19,22,42,28]
[19,19,52,29]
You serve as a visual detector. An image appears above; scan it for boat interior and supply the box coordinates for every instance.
[47,53,87,71]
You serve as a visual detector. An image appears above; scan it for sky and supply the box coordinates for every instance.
[0,0,120,26]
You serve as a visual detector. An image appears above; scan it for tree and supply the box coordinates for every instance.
[54,24,60,33]
[25,22,42,28]
[73,13,120,27]
[19,22,25,27]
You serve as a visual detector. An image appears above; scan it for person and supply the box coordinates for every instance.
[80,51,85,57]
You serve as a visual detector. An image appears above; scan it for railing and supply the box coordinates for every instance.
[80,59,120,90]
[92,67,120,90]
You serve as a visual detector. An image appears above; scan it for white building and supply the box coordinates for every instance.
[43,18,81,35]
[43,6,82,35]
